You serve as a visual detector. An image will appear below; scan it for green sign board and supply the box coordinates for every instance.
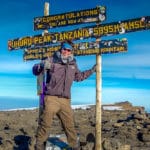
[34,6,106,30]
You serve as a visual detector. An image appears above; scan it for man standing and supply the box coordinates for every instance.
[33,41,96,150]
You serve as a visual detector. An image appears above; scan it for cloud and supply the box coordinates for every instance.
[101,41,150,80]
[0,75,37,99]
[71,86,96,105]
[0,62,31,73]
[0,59,36,73]
[71,85,150,111]
[102,87,150,111]
[102,40,150,66]
[103,67,150,79]
[103,53,150,67]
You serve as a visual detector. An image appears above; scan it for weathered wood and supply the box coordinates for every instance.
[44,2,49,16]
[95,54,102,150]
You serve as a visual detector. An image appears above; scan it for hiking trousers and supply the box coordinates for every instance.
[35,95,78,148]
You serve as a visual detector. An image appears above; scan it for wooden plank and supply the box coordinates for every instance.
[8,16,149,50]
[23,38,127,60]
[34,6,106,30]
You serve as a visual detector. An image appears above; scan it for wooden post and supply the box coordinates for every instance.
[95,54,102,150]
[44,2,49,16]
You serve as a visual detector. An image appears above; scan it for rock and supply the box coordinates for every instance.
[0,101,150,149]
[120,145,131,150]
[113,122,124,127]
[142,134,150,142]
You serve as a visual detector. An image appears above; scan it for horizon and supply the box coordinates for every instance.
[1,96,148,112]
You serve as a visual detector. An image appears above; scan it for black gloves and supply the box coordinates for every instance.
[32,58,52,75]
[32,63,44,75]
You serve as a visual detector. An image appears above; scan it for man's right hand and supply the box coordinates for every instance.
[44,58,51,70]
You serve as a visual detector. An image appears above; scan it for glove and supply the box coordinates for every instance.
[91,64,96,72]
[44,58,51,70]
[32,63,44,75]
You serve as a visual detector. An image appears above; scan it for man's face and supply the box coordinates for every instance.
[61,48,72,58]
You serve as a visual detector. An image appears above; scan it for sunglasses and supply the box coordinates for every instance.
[62,48,71,52]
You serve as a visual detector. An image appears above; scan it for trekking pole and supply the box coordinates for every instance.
[37,2,49,118]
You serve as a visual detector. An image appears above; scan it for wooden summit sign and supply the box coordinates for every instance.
[8,16,150,51]
[23,38,127,60]
[34,6,106,30]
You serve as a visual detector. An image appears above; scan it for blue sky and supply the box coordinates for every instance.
[0,0,150,110]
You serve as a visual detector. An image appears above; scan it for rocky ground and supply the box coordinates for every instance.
[0,101,150,150]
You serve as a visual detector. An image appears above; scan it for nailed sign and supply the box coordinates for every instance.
[23,38,127,60]
[34,6,106,30]
[8,16,149,51]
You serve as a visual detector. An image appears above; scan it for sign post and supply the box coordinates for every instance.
[96,53,102,150]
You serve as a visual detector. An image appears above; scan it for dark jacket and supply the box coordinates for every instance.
[33,53,95,99]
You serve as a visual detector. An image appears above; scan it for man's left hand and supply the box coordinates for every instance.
[91,64,96,72]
